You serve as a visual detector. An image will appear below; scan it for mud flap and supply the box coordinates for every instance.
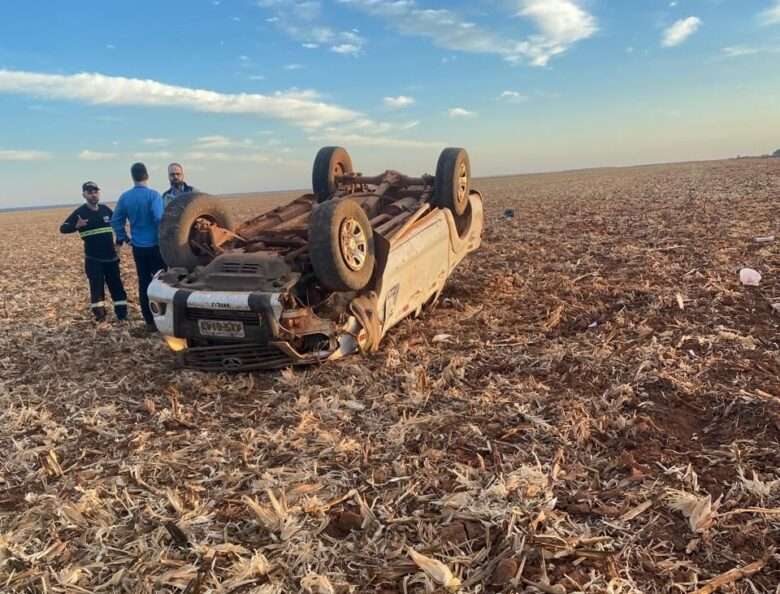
[370,232,391,289]
[349,292,381,353]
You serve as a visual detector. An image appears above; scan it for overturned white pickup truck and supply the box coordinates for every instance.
[148,147,484,371]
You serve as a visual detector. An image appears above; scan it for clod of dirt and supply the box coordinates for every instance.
[490,557,519,585]
[440,521,469,546]
[327,510,364,537]
[336,510,363,531]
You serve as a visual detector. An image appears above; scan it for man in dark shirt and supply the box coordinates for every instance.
[60,181,128,322]
[161,162,196,210]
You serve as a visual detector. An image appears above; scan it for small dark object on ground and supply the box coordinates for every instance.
[164,521,190,549]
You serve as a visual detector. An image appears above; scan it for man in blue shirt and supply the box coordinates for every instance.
[111,162,165,332]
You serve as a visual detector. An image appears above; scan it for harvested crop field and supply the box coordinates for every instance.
[1,158,779,593]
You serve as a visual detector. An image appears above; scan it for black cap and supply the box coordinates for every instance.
[82,181,100,192]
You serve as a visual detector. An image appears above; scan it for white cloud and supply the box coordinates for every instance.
[194,135,256,149]
[383,95,415,109]
[284,63,304,70]
[133,151,173,160]
[328,32,365,55]
[722,46,761,57]
[400,120,420,130]
[143,137,168,145]
[337,0,596,67]
[448,107,475,118]
[516,0,598,65]
[0,149,50,161]
[185,151,270,163]
[336,117,398,135]
[331,43,361,55]
[258,0,367,55]
[78,150,118,161]
[662,17,701,47]
[498,90,529,103]
[722,44,780,57]
[195,135,233,148]
[0,69,360,130]
[761,1,780,25]
[308,132,442,149]
[249,74,265,80]
[257,0,321,21]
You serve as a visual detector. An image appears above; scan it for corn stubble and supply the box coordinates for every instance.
[1,159,779,592]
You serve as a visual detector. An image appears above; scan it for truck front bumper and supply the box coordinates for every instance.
[147,275,362,372]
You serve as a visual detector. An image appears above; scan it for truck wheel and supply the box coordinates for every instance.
[434,147,470,217]
[309,198,375,292]
[312,146,353,202]
[159,192,234,270]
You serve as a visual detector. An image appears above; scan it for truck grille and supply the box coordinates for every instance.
[186,308,261,325]
[182,343,292,371]
[218,261,263,275]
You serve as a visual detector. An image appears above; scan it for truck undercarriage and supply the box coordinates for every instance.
[148,147,483,371]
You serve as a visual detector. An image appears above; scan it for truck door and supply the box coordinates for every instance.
[379,216,450,330]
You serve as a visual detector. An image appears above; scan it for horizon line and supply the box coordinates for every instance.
[1,153,776,213]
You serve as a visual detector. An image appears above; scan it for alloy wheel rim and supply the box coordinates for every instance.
[339,217,367,271]
[456,160,468,208]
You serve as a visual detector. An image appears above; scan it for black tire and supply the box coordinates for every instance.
[434,147,470,217]
[312,146,353,202]
[159,192,235,270]
[309,198,375,292]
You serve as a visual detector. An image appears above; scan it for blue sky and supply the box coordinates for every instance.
[0,0,779,208]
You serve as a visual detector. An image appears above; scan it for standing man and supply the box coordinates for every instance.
[111,163,165,332]
[60,181,128,322]
[162,162,196,210]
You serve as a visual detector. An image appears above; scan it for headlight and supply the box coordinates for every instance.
[164,336,188,352]
[150,301,167,315]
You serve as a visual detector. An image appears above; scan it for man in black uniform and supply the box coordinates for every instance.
[60,181,128,322]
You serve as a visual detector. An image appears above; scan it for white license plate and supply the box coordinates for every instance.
[197,319,245,338]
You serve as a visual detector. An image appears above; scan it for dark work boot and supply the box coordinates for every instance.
[115,304,128,321]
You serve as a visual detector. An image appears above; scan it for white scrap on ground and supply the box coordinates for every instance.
[738,268,761,286]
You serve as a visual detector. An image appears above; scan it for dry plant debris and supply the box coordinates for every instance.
[1,159,779,593]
